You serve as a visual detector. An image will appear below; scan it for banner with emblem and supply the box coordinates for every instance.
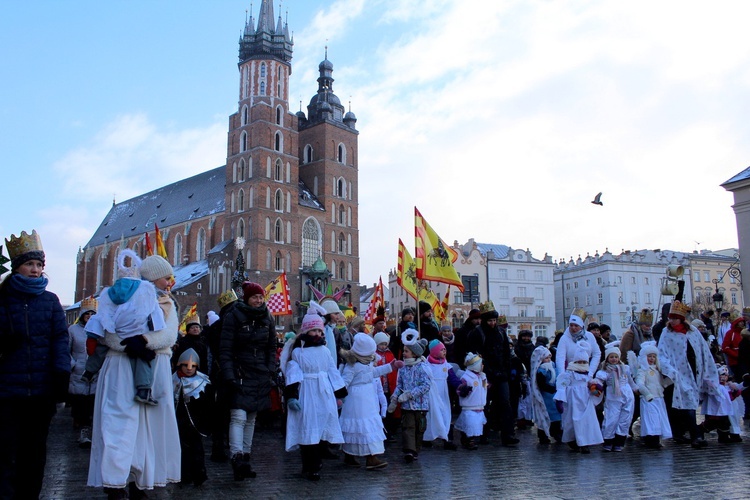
[265,272,292,316]
[397,239,419,301]
[414,207,463,291]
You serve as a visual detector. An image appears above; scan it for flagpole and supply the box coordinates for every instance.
[417,279,422,338]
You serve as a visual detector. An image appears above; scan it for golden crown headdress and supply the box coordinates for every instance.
[479,300,496,315]
[80,297,98,314]
[669,301,691,318]
[519,323,532,331]
[571,308,587,321]
[638,309,653,324]
[5,230,43,261]
[217,289,239,309]
[184,310,201,327]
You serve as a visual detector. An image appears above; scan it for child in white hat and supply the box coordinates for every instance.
[339,333,403,470]
[595,342,637,451]
[630,341,673,449]
[454,352,488,450]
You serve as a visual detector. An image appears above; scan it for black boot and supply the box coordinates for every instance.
[717,430,731,444]
[241,453,256,478]
[231,453,246,481]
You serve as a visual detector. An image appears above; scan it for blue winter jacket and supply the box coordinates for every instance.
[0,284,70,399]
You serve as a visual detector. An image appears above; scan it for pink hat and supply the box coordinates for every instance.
[429,340,445,358]
[300,312,325,334]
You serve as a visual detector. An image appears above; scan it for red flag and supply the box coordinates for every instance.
[265,273,292,316]
[438,285,451,321]
[144,232,154,256]
[363,277,385,325]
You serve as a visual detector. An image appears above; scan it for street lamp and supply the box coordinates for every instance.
[711,278,724,313]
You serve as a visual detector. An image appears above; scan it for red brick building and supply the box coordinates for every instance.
[74,1,360,328]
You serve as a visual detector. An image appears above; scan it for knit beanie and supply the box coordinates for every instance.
[373,332,390,346]
[604,342,621,361]
[351,333,376,357]
[429,339,445,358]
[300,312,325,334]
[242,281,265,299]
[418,301,431,316]
[139,255,173,282]
[464,352,483,373]
[206,311,219,326]
[568,314,585,328]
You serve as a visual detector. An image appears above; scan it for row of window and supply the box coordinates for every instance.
[565,275,651,290]
[497,286,546,300]
[302,143,348,165]
[241,62,284,100]
[231,187,292,213]
[495,269,546,281]
[694,270,736,283]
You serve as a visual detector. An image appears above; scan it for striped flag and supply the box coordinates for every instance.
[179,302,198,334]
[144,232,154,256]
[154,223,168,260]
[363,277,385,325]
[265,273,292,316]
[438,285,451,321]
[414,207,463,290]
[397,239,419,301]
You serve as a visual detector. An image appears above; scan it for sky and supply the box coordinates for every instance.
[2,0,749,305]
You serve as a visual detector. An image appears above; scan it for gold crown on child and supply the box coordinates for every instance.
[5,230,43,260]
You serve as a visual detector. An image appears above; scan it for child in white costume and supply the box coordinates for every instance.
[630,341,673,449]
[699,365,744,443]
[282,309,348,481]
[423,339,461,450]
[554,340,604,453]
[339,333,402,470]
[454,352,488,450]
[595,342,637,452]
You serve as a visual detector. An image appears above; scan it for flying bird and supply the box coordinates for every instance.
[591,192,603,206]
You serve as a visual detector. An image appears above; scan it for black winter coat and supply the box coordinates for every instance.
[0,281,70,399]
[219,302,277,413]
[467,324,511,383]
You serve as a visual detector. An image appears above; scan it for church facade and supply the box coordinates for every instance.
[74,1,360,328]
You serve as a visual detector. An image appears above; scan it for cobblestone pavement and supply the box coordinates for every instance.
[42,406,750,499]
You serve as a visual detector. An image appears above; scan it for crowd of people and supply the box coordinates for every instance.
[2,228,749,497]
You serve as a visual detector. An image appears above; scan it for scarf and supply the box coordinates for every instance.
[671,322,688,334]
[606,363,622,396]
[9,274,48,296]
[354,352,375,365]
[441,333,455,345]
[568,361,589,373]
[107,278,140,304]
[539,362,556,384]
[569,328,585,343]
[427,354,446,365]
[404,356,424,366]
[299,333,326,347]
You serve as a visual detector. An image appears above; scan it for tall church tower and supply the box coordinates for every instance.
[297,49,360,300]
[225,0,297,288]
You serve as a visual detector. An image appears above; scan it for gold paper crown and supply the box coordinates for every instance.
[386,318,397,327]
[479,300,496,315]
[5,230,43,260]
[519,323,532,331]
[80,297,98,313]
[669,301,691,318]
[497,314,508,326]
[743,306,750,314]
[217,289,238,309]
[571,308,587,321]
[184,310,201,326]
[638,309,653,324]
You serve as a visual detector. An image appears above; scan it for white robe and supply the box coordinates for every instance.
[285,344,345,452]
[635,364,672,438]
[596,365,636,439]
[555,370,603,447]
[454,370,487,438]
[87,307,180,490]
[339,361,391,456]
[555,330,601,378]
[423,361,453,441]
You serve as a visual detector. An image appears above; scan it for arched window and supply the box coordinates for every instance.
[239,159,245,181]
[196,228,206,260]
[173,233,182,267]
[286,252,292,273]
[275,251,283,272]
[242,105,248,125]
[260,81,266,95]
[247,217,252,238]
[340,261,345,279]
[240,131,247,152]
[302,218,321,267]
[331,261,337,279]
[276,106,282,125]
[266,249,271,270]
[248,186,254,208]
[260,62,266,77]
[238,189,245,212]
[275,158,283,181]
[274,219,283,243]
[338,233,346,253]
[238,218,245,238]
[274,189,283,212]
[265,217,270,239]
[304,145,313,164]
[336,178,345,198]
[338,204,346,225]
[274,132,281,152]
[347,262,352,281]
[337,143,346,164]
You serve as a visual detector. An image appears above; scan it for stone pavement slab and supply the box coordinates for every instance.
[41,407,750,499]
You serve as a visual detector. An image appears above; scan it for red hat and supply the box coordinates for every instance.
[242,281,265,300]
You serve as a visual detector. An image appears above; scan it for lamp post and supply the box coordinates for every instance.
[711,278,724,314]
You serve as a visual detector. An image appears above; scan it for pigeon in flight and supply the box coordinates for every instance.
[591,192,603,206]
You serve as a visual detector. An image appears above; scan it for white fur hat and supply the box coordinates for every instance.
[351,333,376,357]
[206,311,220,326]
[320,299,342,316]
[572,340,591,363]
[373,332,390,346]
[639,341,659,358]
[604,341,621,360]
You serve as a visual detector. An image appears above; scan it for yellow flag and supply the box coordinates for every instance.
[414,207,463,290]
[397,239,419,301]
[179,302,198,335]
[418,286,443,319]
[154,223,168,260]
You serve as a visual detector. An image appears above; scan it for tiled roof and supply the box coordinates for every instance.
[474,243,510,259]
[722,166,750,186]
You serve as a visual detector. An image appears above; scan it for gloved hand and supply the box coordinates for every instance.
[555,400,564,414]
[86,337,98,356]
[391,359,404,370]
[387,400,397,413]
[458,384,472,397]
[397,391,411,403]
[121,335,148,359]
[287,398,301,411]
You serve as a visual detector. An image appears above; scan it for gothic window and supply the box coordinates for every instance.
[260,63,266,77]
[275,251,283,272]
[337,143,346,164]
[286,252,291,273]
[260,81,266,95]
[248,187,253,208]
[173,233,182,267]
[238,189,244,212]
[276,106,282,125]
[239,159,245,181]
[266,249,271,270]
[240,131,247,152]
[336,178,345,198]
[238,218,245,238]
[275,189,283,212]
[302,218,321,267]
[347,262,352,281]
[275,158,283,181]
[338,233,346,254]
[275,132,282,152]
[338,204,346,225]
[265,217,270,239]
[331,261,337,279]
[304,145,313,164]
[242,105,248,126]
[275,219,283,243]
[196,228,206,260]
[340,261,345,279]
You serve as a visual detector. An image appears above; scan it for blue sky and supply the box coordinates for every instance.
[2,0,749,304]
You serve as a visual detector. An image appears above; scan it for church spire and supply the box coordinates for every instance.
[239,0,293,63]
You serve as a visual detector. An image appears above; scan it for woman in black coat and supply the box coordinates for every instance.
[219,281,277,480]
[0,230,70,499]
